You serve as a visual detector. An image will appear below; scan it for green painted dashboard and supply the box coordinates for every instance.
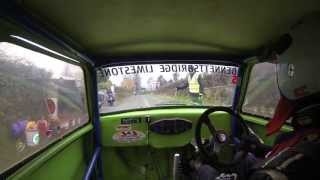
[99,108,232,180]
[100,108,232,148]
[98,108,288,180]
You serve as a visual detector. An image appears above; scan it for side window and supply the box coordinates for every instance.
[0,42,88,173]
[242,62,280,118]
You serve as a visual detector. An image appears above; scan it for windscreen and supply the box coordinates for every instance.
[97,64,238,113]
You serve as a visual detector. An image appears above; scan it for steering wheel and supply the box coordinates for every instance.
[195,106,250,169]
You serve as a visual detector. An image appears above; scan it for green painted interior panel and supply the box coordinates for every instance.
[100,108,291,180]
[100,108,232,148]
[100,108,293,148]
[99,109,294,180]
[100,108,233,180]
[8,125,93,180]
[102,146,191,180]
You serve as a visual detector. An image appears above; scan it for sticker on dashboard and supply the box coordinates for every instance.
[112,130,145,143]
[120,117,144,124]
[116,124,132,131]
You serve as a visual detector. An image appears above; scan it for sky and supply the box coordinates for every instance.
[0,42,80,79]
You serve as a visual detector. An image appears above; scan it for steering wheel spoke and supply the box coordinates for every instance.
[204,119,217,135]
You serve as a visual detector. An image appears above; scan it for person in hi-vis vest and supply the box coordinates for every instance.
[188,71,204,104]
[177,67,204,104]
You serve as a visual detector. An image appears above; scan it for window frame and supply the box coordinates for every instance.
[0,39,91,175]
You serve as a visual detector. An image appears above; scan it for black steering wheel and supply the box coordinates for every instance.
[195,106,250,169]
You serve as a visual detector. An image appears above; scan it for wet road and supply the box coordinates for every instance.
[100,94,176,113]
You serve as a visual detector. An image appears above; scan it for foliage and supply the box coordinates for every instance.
[0,55,52,124]
[0,51,84,125]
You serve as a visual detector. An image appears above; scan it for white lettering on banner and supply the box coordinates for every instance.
[103,64,238,77]
[103,65,154,76]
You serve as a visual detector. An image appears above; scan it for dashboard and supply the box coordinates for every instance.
[100,108,232,148]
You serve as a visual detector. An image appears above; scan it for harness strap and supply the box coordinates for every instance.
[266,129,320,158]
